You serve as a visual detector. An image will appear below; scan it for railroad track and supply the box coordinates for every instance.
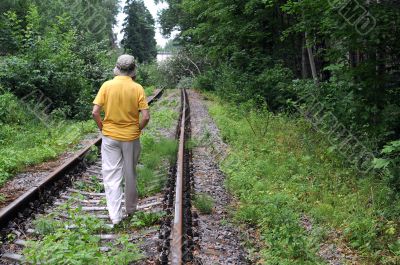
[0,88,196,264]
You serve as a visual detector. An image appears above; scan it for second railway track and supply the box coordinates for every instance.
[0,89,197,264]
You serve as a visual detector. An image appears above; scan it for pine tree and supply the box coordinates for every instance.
[122,0,157,63]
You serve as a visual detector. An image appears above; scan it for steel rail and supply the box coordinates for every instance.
[0,88,164,229]
[170,89,189,265]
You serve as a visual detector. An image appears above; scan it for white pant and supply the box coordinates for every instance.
[101,135,141,224]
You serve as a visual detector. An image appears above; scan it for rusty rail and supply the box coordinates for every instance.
[170,89,190,265]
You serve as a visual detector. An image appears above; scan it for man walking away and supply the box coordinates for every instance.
[92,54,150,225]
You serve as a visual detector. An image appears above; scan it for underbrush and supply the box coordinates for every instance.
[208,98,400,264]
[0,118,97,188]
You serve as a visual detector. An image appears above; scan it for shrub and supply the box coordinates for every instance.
[0,6,115,120]
[374,140,400,193]
[0,91,27,124]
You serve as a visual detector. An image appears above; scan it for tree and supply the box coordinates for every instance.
[122,0,157,63]
[0,1,120,118]
[159,0,400,147]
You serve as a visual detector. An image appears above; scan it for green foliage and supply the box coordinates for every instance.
[161,0,400,189]
[0,91,26,124]
[374,140,400,193]
[144,86,156,97]
[74,176,103,193]
[209,98,400,263]
[138,133,177,197]
[0,2,117,119]
[24,208,142,264]
[122,0,157,63]
[194,63,294,111]
[32,217,60,236]
[136,63,162,87]
[129,211,166,229]
[84,146,99,164]
[193,193,214,214]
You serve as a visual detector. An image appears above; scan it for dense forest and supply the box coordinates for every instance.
[156,0,400,188]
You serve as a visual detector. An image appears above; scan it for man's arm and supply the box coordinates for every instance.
[139,109,150,131]
[92,104,103,131]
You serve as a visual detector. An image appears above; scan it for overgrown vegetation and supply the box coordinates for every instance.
[208,98,399,264]
[138,90,180,197]
[75,175,103,194]
[0,1,119,187]
[21,94,180,263]
[129,211,166,229]
[0,2,118,119]
[156,3,400,260]
[0,0,162,188]
[24,206,143,264]
[138,134,177,197]
[193,193,214,215]
[158,0,400,194]
[0,90,97,186]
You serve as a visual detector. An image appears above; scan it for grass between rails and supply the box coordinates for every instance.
[23,205,143,264]
[207,97,400,264]
[137,89,179,197]
[20,89,180,263]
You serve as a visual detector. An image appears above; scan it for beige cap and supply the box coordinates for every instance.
[113,54,136,77]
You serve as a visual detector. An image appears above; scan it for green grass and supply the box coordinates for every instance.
[208,97,400,265]
[144,86,156,97]
[193,193,214,214]
[136,89,180,197]
[0,194,5,203]
[24,207,142,264]
[0,120,97,187]
[129,211,166,229]
[137,132,177,198]
[74,175,103,193]
[145,93,179,136]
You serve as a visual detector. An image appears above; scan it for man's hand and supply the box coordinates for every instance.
[139,109,150,131]
[92,104,103,131]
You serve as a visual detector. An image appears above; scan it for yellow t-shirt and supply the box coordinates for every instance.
[93,76,149,141]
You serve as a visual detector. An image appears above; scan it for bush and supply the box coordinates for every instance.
[196,63,294,111]
[373,140,400,194]
[0,7,115,120]
[0,91,27,124]
[136,63,161,87]
[176,76,193,89]
[193,68,217,91]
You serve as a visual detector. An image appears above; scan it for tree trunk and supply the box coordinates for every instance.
[302,36,309,79]
[305,32,318,84]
